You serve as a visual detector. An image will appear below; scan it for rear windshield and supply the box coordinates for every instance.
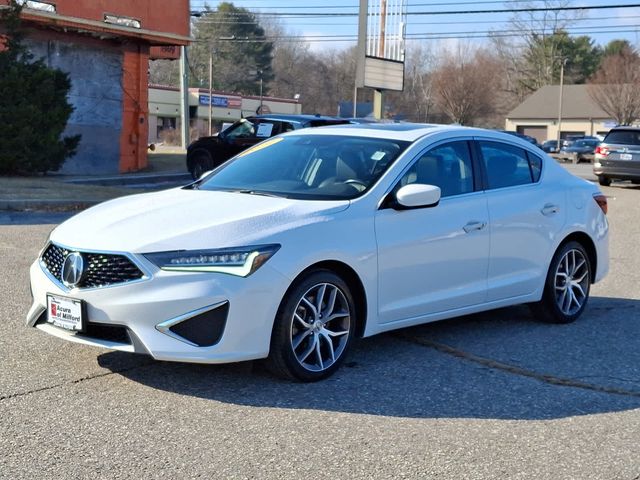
[604,129,640,145]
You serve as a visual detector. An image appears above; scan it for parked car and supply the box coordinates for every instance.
[541,140,560,153]
[498,130,541,147]
[561,135,600,148]
[593,126,640,186]
[558,139,600,164]
[28,125,609,381]
[186,114,351,179]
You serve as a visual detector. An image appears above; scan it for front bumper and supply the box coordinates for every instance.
[27,255,291,364]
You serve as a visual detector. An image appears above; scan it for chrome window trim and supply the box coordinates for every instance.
[39,241,152,293]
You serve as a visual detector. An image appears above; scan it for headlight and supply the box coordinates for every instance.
[143,244,280,277]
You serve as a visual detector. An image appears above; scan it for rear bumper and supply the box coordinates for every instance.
[593,159,640,180]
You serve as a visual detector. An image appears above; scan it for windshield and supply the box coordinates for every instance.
[197,134,411,200]
[222,119,255,140]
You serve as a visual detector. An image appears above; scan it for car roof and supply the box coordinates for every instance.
[280,123,535,143]
[608,126,640,131]
[249,114,345,123]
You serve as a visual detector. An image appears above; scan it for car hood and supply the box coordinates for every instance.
[50,188,350,253]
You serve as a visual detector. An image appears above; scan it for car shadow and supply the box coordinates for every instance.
[98,296,640,420]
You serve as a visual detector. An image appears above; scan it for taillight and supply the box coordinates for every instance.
[594,146,609,156]
[593,194,608,215]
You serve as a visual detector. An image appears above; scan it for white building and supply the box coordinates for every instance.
[148,85,303,143]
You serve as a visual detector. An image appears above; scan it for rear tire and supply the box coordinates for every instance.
[598,176,612,186]
[267,270,356,382]
[530,241,592,324]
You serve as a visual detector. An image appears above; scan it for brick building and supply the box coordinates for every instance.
[0,0,190,174]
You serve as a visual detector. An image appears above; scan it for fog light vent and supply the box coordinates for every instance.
[158,302,229,347]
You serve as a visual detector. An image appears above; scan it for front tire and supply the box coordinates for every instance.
[267,270,356,382]
[530,241,592,324]
[189,151,213,180]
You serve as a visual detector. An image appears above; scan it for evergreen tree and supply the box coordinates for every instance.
[0,1,80,174]
[188,2,273,95]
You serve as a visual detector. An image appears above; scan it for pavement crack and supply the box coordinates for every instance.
[395,333,640,399]
[0,361,154,402]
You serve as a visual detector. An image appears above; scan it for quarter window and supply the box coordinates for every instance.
[479,141,539,189]
[397,141,475,197]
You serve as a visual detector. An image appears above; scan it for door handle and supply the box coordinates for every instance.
[463,221,487,233]
[541,204,559,216]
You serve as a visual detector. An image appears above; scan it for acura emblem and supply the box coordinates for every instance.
[62,252,85,288]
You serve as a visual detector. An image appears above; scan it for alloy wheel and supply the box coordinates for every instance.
[290,283,351,372]
[554,249,590,316]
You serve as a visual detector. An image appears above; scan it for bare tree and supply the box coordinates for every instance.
[588,49,640,125]
[387,43,437,122]
[432,47,501,126]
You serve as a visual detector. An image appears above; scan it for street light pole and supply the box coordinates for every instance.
[556,58,567,149]
[208,51,213,136]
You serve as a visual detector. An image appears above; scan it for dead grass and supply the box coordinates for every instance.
[146,152,186,173]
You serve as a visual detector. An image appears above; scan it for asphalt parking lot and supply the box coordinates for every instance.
[1,172,639,479]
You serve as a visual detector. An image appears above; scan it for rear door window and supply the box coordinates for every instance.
[478,141,540,189]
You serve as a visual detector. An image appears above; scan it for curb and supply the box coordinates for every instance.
[0,199,100,212]
[63,172,191,187]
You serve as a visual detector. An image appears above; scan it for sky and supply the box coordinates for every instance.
[188,0,640,53]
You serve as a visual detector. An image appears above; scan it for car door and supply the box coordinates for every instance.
[375,140,490,324]
[475,139,566,301]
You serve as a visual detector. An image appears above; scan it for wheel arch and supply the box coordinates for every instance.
[557,231,598,283]
[289,260,368,338]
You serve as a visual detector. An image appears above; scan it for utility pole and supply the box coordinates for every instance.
[179,45,190,149]
[259,70,263,114]
[556,58,567,149]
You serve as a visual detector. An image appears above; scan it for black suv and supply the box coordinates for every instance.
[186,114,351,179]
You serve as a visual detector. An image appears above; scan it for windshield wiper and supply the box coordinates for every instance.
[235,189,288,198]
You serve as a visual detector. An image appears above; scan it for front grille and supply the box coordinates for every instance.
[41,243,144,289]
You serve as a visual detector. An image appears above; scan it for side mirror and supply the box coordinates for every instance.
[394,184,441,209]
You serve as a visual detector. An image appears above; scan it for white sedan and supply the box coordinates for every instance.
[27,124,609,381]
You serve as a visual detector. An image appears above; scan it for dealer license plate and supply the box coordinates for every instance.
[46,294,84,331]
[620,153,633,160]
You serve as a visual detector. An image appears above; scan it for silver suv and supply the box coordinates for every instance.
[593,127,640,186]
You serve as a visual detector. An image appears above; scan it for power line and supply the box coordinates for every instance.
[193,25,640,43]
[190,3,640,18]
[193,14,640,27]
[190,0,561,9]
